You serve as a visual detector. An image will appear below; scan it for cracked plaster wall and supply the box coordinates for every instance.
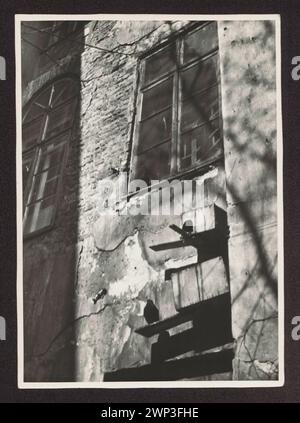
[219,20,278,380]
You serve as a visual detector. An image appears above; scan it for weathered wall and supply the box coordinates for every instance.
[23,20,278,382]
[219,20,278,380]
[75,21,230,381]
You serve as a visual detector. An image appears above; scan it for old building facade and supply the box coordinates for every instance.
[21,18,279,383]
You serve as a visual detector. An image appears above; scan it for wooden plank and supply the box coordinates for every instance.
[170,256,229,311]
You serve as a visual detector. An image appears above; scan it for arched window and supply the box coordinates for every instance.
[22,77,79,237]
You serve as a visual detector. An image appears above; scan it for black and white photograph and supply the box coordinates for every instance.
[16,14,283,387]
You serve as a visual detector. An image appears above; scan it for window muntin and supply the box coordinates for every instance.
[143,43,177,86]
[22,78,78,237]
[141,77,173,120]
[135,141,172,183]
[133,22,222,182]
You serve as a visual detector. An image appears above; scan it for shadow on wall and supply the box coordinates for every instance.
[22,23,85,382]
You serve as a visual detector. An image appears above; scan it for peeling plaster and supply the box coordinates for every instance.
[108,233,161,298]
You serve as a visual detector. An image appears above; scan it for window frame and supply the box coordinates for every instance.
[130,21,223,188]
[22,75,79,239]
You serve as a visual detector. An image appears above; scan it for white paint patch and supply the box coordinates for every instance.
[108,233,159,297]
[165,255,197,271]
[122,325,131,346]
[136,300,147,316]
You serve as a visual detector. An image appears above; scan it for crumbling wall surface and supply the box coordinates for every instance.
[218,21,278,380]
[74,20,231,381]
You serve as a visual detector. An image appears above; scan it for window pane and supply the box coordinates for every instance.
[45,100,77,139]
[144,44,176,85]
[138,109,172,154]
[141,78,173,119]
[180,118,222,170]
[23,103,45,123]
[22,151,34,192]
[51,79,78,108]
[135,141,171,182]
[183,23,218,63]
[34,86,52,108]
[180,55,218,99]
[22,117,44,151]
[24,196,56,235]
[23,86,51,123]
[36,139,66,173]
[180,86,219,132]
[30,169,59,203]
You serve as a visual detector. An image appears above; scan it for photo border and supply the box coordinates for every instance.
[15,13,284,389]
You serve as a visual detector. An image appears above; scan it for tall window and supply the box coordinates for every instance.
[22,77,78,237]
[131,22,223,183]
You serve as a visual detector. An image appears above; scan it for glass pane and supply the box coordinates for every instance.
[180,55,218,99]
[22,117,44,151]
[135,142,171,182]
[180,118,222,170]
[144,44,176,85]
[51,79,78,108]
[34,86,52,108]
[45,100,77,139]
[183,23,218,63]
[138,109,172,154]
[30,168,60,202]
[23,103,45,123]
[23,86,51,123]
[24,196,56,235]
[22,151,34,192]
[36,140,66,173]
[180,86,219,132]
[141,78,173,119]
